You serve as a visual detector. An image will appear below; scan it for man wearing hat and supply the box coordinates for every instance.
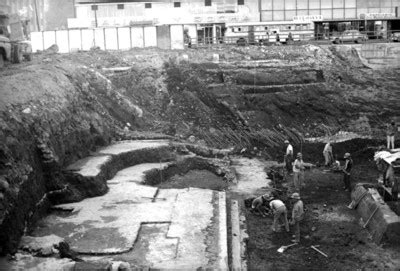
[284,140,294,174]
[342,153,353,191]
[293,152,305,192]
[290,192,304,243]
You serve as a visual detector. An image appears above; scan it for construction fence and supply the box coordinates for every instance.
[30,25,185,53]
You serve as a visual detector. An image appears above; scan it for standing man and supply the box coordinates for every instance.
[386,121,396,150]
[290,192,304,243]
[293,152,305,192]
[269,198,289,233]
[323,141,333,167]
[342,153,353,191]
[284,140,294,174]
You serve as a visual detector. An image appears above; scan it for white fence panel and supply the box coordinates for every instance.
[118,27,131,50]
[144,26,157,47]
[131,27,144,48]
[43,31,56,50]
[56,30,69,53]
[94,28,105,50]
[69,30,82,51]
[82,29,94,50]
[171,25,184,50]
[31,32,43,52]
[104,28,118,50]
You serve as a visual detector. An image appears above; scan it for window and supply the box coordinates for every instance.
[117,4,124,10]
[238,0,244,5]
[174,2,181,7]
[145,3,152,8]
[205,0,211,6]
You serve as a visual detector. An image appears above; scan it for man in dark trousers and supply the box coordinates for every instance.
[342,152,353,191]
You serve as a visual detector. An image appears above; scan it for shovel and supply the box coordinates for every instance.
[277,243,297,253]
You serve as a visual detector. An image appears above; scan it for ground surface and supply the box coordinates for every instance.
[244,161,400,270]
[1,44,400,268]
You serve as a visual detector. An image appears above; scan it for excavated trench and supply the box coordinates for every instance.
[1,45,400,269]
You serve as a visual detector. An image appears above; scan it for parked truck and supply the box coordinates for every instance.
[0,11,32,68]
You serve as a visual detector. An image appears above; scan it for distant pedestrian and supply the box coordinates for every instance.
[386,121,396,149]
[342,153,353,191]
[323,141,333,166]
[284,140,294,174]
[269,198,289,233]
[293,152,305,192]
[290,192,304,243]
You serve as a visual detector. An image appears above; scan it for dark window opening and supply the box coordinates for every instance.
[205,0,212,6]
[117,4,124,9]
[238,0,244,5]
[174,2,181,7]
[145,3,152,8]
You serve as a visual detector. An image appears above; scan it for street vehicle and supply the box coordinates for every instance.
[332,30,368,44]
[0,11,32,68]
[224,21,314,45]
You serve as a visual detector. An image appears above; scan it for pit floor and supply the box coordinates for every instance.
[154,158,400,269]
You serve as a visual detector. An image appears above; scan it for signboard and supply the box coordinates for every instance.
[293,15,323,23]
[360,13,396,20]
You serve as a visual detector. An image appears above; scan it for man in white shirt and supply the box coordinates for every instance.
[269,198,289,232]
[284,140,294,174]
[323,141,333,166]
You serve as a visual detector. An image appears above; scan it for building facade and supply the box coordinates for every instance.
[70,0,260,28]
[2,0,75,32]
[261,0,400,22]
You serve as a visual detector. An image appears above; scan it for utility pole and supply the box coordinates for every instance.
[92,5,98,27]
[33,0,41,31]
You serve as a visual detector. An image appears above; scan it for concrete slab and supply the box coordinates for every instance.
[231,157,271,195]
[27,162,225,269]
[98,140,170,155]
[66,155,111,177]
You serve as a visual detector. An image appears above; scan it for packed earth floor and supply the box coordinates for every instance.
[0,44,400,269]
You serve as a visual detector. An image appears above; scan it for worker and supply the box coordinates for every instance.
[386,121,396,150]
[323,141,333,166]
[342,153,353,191]
[269,198,289,233]
[284,140,294,174]
[293,152,305,192]
[290,192,304,243]
[251,194,270,217]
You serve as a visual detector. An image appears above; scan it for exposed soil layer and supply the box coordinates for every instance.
[157,169,228,191]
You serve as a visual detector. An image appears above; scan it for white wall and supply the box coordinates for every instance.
[30,25,183,53]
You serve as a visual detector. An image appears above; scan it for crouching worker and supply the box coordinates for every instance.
[290,193,304,243]
[269,198,289,232]
[251,194,270,217]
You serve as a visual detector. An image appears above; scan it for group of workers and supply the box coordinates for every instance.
[251,138,355,243]
[251,192,304,243]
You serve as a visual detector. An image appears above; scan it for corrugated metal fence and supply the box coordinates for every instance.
[31,25,184,53]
